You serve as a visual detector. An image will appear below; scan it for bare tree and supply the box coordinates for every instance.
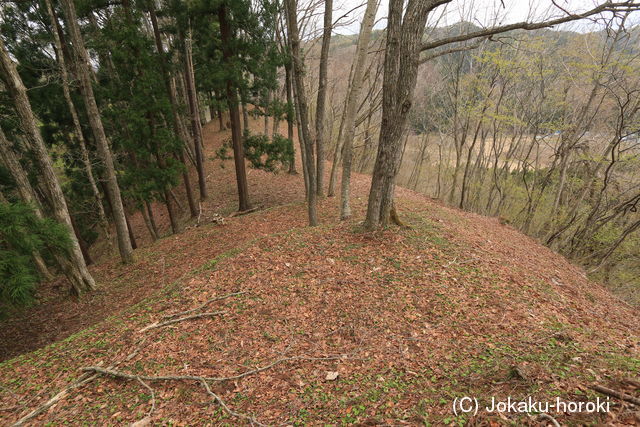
[285,0,318,226]
[315,0,333,196]
[339,0,379,219]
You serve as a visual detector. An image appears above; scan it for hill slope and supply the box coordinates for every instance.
[0,119,638,426]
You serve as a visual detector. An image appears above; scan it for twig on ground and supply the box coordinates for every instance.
[82,354,346,426]
[590,384,640,406]
[623,378,640,389]
[445,256,479,268]
[199,379,265,426]
[82,355,345,383]
[229,207,259,217]
[136,377,155,417]
[11,372,98,427]
[139,311,226,333]
[161,291,246,320]
[10,341,148,426]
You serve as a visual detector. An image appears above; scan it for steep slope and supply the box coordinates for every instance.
[0,119,638,426]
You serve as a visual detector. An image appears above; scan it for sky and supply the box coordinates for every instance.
[330,0,639,35]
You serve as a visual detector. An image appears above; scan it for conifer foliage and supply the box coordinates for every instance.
[0,0,285,310]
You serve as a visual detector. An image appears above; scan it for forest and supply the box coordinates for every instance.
[0,0,639,425]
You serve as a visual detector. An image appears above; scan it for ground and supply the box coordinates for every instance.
[0,117,638,426]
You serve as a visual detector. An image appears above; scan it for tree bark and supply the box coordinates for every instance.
[314,0,332,196]
[285,0,318,226]
[148,2,198,218]
[44,0,109,238]
[339,0,378,219]
[364,1,437,229]
[284,59,297,174]
[59,0,134,264]
[181,26,208,201]
[219,5,251,212]
[0,41,95,294]
[0,144,54,281]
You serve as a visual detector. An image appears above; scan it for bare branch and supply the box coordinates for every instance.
[139,311,226,333]
[419,41,484,64]
[420,2,640,52]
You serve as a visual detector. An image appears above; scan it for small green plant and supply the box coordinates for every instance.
[243,131,294,172]
[0,201,71,315]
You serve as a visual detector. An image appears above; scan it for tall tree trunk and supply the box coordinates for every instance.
[0,41,95,294]
[285,0,318,226]
[339,0,378,219]
[241,101,250,134]
[264,90,271,135]
[180,27,208,201]
[0,141,54,281]
[145,201,159,238]
[59,0,134,264]
[140,200,158,241]
[148,2,198,218]
[315,0,332,196]
[364,1,434,229]
[219,5,251,212]
[44,0,109,239]
[284,59,297,174]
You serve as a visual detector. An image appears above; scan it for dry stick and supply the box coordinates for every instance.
[623,378,640,389]
[83,355,344,426]
[199,379,265,427]
[591,384,640,406]
[11,339,149,427]
[138,311,226,333]
[136,377,155,418]
[229,206,259,217]
[10,372,98,427]
[82,355,345,383]
[161,291,246,320]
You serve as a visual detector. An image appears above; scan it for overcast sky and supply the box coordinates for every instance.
[330,0,639,35]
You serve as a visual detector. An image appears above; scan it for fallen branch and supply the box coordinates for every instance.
[82,355,346,426]
[11,372,98,427]
[623,378,640,389]
[591,384,640,406]
[137,377,155,417]
[161,291,246,320]
[82,355,345,383]
[10,341,148,426]
[229,206,259,217]
[139,311,225,333]
[445,256,479,268]
[199,379,265,426]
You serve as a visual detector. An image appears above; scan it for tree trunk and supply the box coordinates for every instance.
[0,146,54,281]
[0,41,95,294]
[146,201,159,238]
[339,0,378,219]
[285,0,318,226]
[140,200,158,241]
[284,59,297,174]
[44,0,109,238]
[181,27,208,201]
[315,0,332,196]
[364,1,435,229]
[219,5,251,212]
[59,0,134,264]
[148,2,198,219]
[241,101,250,134]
